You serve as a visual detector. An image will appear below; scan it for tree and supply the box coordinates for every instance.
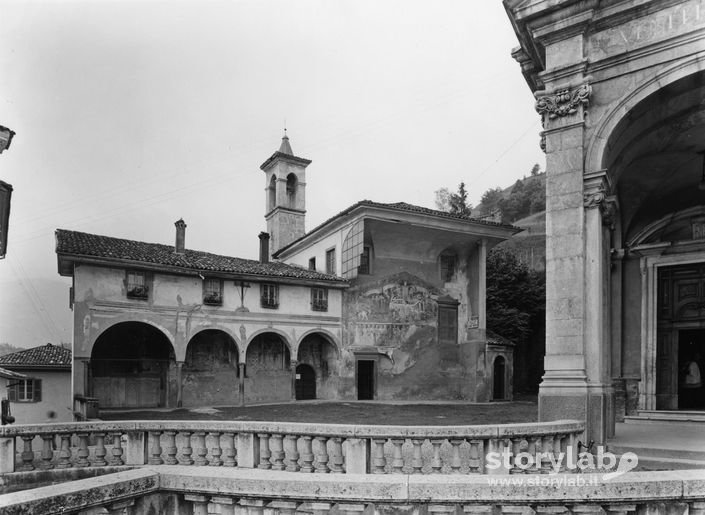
[480,187,504,216]
[486,248,545,346]
[435,182,472,216]
[530,163,541,176]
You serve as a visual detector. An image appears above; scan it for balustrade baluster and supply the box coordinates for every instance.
[76,432,90,467]
[329,437,344,473]
[194,431,209,466]
[240,498,266,514]
[209,432,223,466]
[105,499,135,515]
[527,436,541,474]
[180,431,194,465]
[269,433,285,470]
[19,435,35,471]
[689,503,705,515]
[184,493,209,515]
[300,435,314,472]
[284,434,300,472]
[40,434,55,470]
[449,439,463,474]
[310,502,334,515]
[534,506,569,514]
[462,505,494,514]
[57,433,72,468]
[371,438,387,474]
[314,436,330,473]
[410,438,423,474]
[148,431,163,465]
[94,432,108,466]
[430,439,443,474]
[163,430,178,465]
[468,439,481,474]
[109,431,124,466]
[222,432,237,467]
[257,433,272,469]
[540,435,554,474]
[390,438,404,473]
[210,496,236,515]
[509,438,522,474]
[337,503,367,514]
[554,435,565,472]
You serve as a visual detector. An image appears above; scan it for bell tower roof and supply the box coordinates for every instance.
[260,132,312,171]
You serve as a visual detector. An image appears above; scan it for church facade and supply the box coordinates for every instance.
[56,135,518,410]
[505,0,705,443]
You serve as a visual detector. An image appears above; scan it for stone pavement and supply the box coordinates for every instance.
[608,421,705,469]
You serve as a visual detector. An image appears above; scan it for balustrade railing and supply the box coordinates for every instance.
[0,419,583,476]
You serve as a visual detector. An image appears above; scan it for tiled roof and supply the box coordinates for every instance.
[55,229,346,284]
[274,200,520,257]
[0,343,72,369]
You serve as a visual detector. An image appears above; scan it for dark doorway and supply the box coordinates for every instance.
[493,356,506,401]
[678,329,705,410]
[295,364,316,400]
[357,360,375,400]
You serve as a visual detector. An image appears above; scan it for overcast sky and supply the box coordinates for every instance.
[0,0,544,348]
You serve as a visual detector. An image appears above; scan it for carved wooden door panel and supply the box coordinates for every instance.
[656,329,678,410]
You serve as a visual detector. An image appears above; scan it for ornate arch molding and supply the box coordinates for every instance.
[296,328,342,358]
[626,205,705,249]
[585,54,705,181]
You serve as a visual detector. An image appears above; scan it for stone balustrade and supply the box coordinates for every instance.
[1,466,704,515]
[0,419,583,476]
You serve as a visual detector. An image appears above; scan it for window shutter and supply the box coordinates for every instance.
[34,379,42,402]
[7,382,17,402]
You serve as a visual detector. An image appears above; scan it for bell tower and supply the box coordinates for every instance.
[260,132,311,257]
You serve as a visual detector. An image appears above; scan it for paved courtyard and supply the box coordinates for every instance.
[99,396,538,425]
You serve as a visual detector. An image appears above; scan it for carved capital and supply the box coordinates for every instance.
[583,169,612,210]
[539,132,546,153]
[601,196,619,227]
[535,83,591,119]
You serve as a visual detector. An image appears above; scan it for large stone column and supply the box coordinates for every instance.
[238,362,246,406]
[176,361,184,408]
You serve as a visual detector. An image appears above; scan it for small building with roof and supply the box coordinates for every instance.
[55,133,519,410]
[0,343,72,424]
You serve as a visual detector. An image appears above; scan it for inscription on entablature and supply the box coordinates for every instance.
[589,0,705,59]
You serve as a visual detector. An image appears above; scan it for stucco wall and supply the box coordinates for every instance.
[6,370,72,424]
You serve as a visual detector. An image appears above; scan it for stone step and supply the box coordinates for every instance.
[607,444,705,463]
[624,410,705,425]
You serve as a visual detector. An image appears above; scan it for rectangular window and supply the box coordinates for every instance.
[311,287,328,312]
[309,257,316,271]
[261,283,279,309]
[8,379,42,403]
[203,278,223,305]
[126,271,148,299]
[326,248,336,275]
[440,254,456,282]
[438,305,458,345]
[358,246,371,275]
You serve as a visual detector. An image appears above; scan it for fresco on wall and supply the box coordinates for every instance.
[346,272,442,347]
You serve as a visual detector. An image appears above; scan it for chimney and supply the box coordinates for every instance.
[259,232,270,264]
[174,219,187,254]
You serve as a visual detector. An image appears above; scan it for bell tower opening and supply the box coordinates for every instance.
[260,132,311,256]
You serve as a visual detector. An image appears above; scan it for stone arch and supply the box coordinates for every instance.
[286,172,298,208]
[586,55,705,179]
[246,328,293,355]
[88,315,175,356]
[244,330,292,404]
[296,328,341,356]
[492,355,507,401]
[267,174,277,212]
[91,321,176,409]
[187,325,242,362]
[182,329,240,407]
[296,331,340,400]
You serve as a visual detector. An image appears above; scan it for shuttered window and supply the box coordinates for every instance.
[8,379,42,403]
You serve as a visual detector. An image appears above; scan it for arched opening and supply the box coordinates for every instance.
[602,70,705,412]
[91,322,175,408]
[267,175,276,212]
[245,332,291,403]
[493,356,506,401]
[297,332,338,400]
[286,173,297,208]
[295,364,316,400]
[182,330,239,407]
